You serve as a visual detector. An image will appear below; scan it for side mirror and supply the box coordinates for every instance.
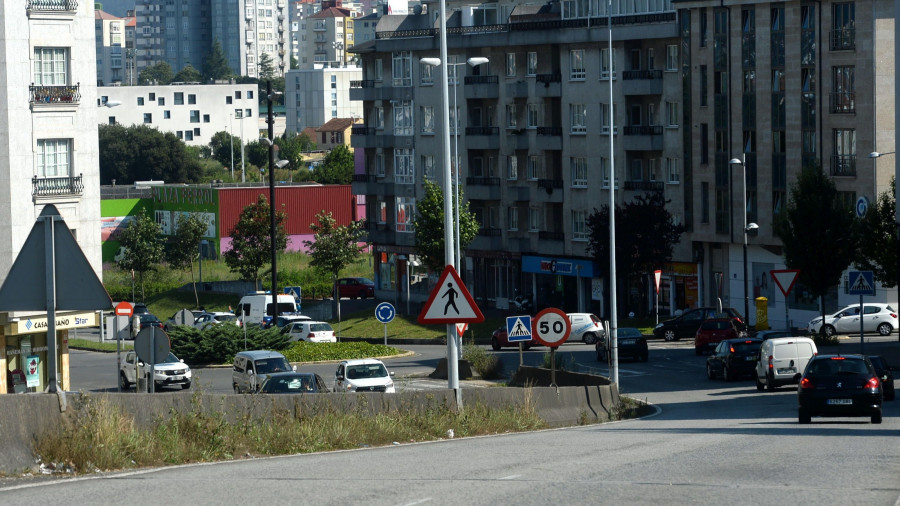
[248,370,255,376]
[336,373,344,380]
[292,365,297,372]
[390,371,395,377]
[793,373,802,381]
[180,359,185,363]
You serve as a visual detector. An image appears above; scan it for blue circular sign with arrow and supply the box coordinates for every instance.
[375,302,395,324]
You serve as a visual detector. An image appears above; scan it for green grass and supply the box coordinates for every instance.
[282,341,405,363]
[68,338,132,352]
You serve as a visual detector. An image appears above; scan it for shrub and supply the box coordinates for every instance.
[541,350,566,371]
[168,324,289,365]
[280,341,402,363]
[462,344,503,379]
[812,333,840,347]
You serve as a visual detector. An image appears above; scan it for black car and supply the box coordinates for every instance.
[597,327,648,362]
[706,338,763,381]
[258,372,328,394]
[652,307,745,342]
[138,313,163,331]
[797,355,883,424]
[868,355,895,401]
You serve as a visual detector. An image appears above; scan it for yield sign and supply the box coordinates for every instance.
[770,269,800,297]
[456,323,468,336]
[417,265,484,324]
[653,270,662,294]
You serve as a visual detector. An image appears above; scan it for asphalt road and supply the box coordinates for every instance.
[8,335,900,504]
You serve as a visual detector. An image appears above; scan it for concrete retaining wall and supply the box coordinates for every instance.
[0,382,619,473]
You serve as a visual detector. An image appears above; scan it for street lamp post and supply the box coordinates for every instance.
[240,113,246,183]
[229,113,234,181]
[729,156,759,327]
[606,0,620,386]
[419,56,490,277]
[262,80,288,317]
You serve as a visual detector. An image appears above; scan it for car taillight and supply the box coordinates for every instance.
[768,355,774,369]
[307,333,315,340]
[729,346,735,353]
[865,377,881,389]
[799,377,814,389]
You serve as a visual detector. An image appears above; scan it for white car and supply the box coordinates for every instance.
[193,311,238,329]
[567,313,606,344]
[807,303,898,337]
[333,359,395,393]
[119,350,192,391]
[282,321,336,343]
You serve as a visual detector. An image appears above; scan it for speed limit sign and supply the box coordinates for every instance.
[532,307,571,347]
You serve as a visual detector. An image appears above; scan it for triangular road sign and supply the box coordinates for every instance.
[0,205,111,311]
[456,323,468,336]
[770,269,800,298]
[417,265,484,324]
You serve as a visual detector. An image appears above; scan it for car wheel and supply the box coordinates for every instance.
[359,290,367,300]
[706,363,714,379]
[663,329,676,342]
[118,372,131,391]
[799,409,811,424]
[491,337,501,351]
[723,366,732,382]
[877,322,892,336]
[583,333,598,345]
[872,409,883,424]
[181,382,191,390]
[755,374,764,391]
[823,325,836,338]
[766,371,775,392]
[233,384,240,394]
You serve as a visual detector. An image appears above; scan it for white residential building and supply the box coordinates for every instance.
[95,10,127,86]
[285,65,363,134]
[98,84,261,146]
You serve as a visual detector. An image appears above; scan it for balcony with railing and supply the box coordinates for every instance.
[464,126,499,150]
[829,28,855,51]
[622,124,663,151]
[466,176,501,201]
[463,75,499,99]
[538,231,565,241]
[831,154,856,177]
[621,69,663,95]
[33,174,83,197]
[830,91,855,114]
[534,73,562,97]
[27,0,78,13]
[536,126,562,150]
[534,178,564,202]
[623,180,665,192]
[30,83,81,106]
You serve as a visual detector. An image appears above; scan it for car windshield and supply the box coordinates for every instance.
[255,357,292,374]
[346,363,387,380]
[261,375,316,393]
[140,314,160,322]
[806,358,869,377]
[358,278,374,285]
[731,342,759,353]
[161,352,180,363]
[618,328,642,338]
[310,323,332,332]
[215,314,237,323]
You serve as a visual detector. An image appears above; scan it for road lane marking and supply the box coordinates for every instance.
[402,498,433,506]
[499,474,521,480]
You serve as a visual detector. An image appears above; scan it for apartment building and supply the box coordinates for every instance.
[307,1,356,68]
[95,10,127,86]
[675,0,895,328]
[0,1,104,393]
[349,1,682,315]
[284,65,363,133]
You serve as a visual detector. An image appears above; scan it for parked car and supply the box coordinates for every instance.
[868,355,895,401]
[257,372,328,394]
[596,327,647,362]
[265,314,312,330]
[694,318,746,355]
[567,313,606,344]
[282,321,337,343]
[754,329,797,341]
[797,355,883,424]
[755,337,818,391]
[336,277,376,299]
[706,338,763,381]
[137,313,164,331]
[652,307,745,342]
[119,350,191,392]
[490,326,539,351]
[807,303,898,337]
[132,303,150,315]
[232,350,296,393]
[334,359,395,393]
[193,311,238,329]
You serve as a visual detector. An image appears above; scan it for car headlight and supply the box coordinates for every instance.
[654,323,663,329]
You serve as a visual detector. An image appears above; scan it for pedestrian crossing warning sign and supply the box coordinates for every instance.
[506,316,532,342]
[848,270,875,296]
[417,265,485,324]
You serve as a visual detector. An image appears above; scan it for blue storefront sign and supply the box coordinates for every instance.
[522,256,595,277]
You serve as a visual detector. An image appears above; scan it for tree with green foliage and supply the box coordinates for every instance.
[587,192,684,317]
[138,61,173,85]
[413,179,479,273]
[275,133,306,170]
[209,131,240,170]
[258,53,276,80]
[313,144,354,184]
[245,140,269,170]
[173,64,202,83]
[99,124,203,184]
[303,211,366,322]
[774,165,860,335]
[166,213,209,308]
[117,210,165,301]
[297,132,316,152]
[857,177,897,288]
[202,39,233,82]
[223,194,288,289]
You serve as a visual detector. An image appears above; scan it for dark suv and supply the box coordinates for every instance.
[706,338,762,381]
[652,307,745,342]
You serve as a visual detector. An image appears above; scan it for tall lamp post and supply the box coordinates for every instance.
[419,56,490,276]
[229,113,234,181]
[729,156,759,327]
[606,0,620,386]
[261,80,288,317]
[869,151,898,303]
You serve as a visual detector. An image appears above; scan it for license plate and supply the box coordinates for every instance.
[620,339,635,345]
[170,375,182,381]
[827,398,853,405]
[745,356,756,361]
[777,367,795,374]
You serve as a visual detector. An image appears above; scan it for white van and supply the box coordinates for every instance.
[755,337,818,391]
[237,292,299,328]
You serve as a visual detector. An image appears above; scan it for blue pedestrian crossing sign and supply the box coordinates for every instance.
[848,270,875,296]
[506,316,532,342]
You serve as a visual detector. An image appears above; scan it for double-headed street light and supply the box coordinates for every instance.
[419,56,489,274]
[729,156,759,326]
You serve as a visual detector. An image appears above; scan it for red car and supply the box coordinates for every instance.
[491,326,540,351]
[694,318,745,355]
[336,277,375,299]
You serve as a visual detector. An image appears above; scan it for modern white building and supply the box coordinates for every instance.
[285,65,363,134]
[95,10,127,86]
[0,1,104,393]
[98,83,261,147]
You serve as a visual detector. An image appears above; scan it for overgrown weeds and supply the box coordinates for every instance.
[610,396,653,421]
[462,344,503,379]
[34,391,547,474]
